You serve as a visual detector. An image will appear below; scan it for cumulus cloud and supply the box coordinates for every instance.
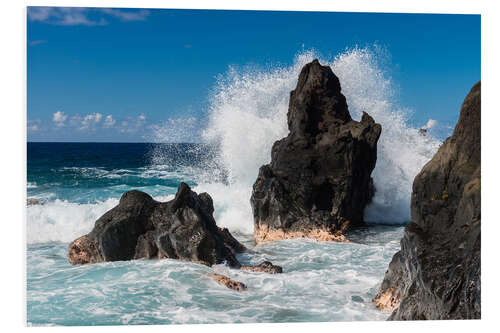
[27,119,41,132]
[119,114,148,134]
[80,112,103,129]
[103,115,116,128]
[52,111,67,127]
[423,119,438,129]
[27,7,150,26]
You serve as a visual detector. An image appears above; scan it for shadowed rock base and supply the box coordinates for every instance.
[211,274,247,291]
[254,224,348,244]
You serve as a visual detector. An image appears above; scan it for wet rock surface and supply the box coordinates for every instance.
[374,81,481,320]
[68,183,283,279]
[241,261,283,274]
[211,274,247,291]
[251,59,381,243]
[68,183,245,266]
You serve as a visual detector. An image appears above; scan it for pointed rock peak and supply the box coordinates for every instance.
[172,182,195,210]
[289,60,351,138]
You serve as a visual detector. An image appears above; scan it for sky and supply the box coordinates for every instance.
[27,7,480,142]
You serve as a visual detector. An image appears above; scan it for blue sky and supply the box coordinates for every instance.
[27,7,480,142]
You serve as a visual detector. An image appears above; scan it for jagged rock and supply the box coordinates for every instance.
[68,183,245,267]
[241,261,283,274]
[251,59,381,243]
[373,82,481,320]
[211,274,247,291]
[68,183,283,276]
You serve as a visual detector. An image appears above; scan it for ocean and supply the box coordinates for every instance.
[27,48,444,325]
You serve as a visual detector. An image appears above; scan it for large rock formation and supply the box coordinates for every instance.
[373,82,481,320]
[68,182,281,275]
[250,59,381,243]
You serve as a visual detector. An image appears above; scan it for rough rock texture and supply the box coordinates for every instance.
[68,183,245,267]
[211,274,247,291]
[373,81,481,320]
[241,261,283,274]
[68,183,283,277]
[251,59,381,243]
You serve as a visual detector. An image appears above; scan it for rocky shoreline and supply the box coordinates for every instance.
[68,182,282,290]
[66,61,480,317]
[373,82,481,320]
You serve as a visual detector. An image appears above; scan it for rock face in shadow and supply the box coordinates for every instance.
[68,183,247,267]
[373,81,481,320]
[250,59,381,243]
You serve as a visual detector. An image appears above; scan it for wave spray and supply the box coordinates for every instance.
[196,47,441,233]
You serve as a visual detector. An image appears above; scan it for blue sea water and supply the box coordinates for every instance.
[26,142,403,325]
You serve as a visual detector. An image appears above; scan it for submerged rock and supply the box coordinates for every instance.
[27,198,43,206]
[211,273,247,291]
[250,59,381,243]
[373,81,481,320]
[68,183,282,275]
[241,261,283,274]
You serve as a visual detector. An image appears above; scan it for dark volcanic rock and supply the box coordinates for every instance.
[250,59,381,243]
[68,183,283,275]
[373,81,481,320]
[68,183,245,267]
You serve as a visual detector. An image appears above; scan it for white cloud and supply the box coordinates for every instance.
[80,112,103,129]
[27,119,41,132]
[423,119,437,129]
[99,8,150,22]
[28,7,106,26]
[118,114,147,134]
[103,115,116,128]
[28,7,149,26]
[52,111,67,127]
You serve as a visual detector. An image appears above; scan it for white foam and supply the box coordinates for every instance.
[26,199,119,244]
[26,194,175,244]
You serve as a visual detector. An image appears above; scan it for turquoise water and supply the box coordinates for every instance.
[26,142,403,325]
[27,228,402,325]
